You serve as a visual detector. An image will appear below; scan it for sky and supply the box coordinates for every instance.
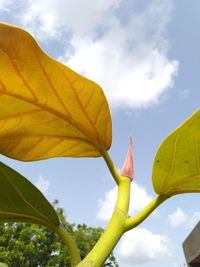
[0,0,200,266]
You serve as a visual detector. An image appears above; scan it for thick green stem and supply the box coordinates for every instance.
[54,226,81,267]
[125,195,170,231]
[77,178,131,267]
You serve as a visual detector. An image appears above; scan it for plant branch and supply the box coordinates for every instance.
[125,195,170,231]
[77,177,131,267]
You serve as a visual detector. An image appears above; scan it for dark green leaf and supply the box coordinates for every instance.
[0,161,59,229]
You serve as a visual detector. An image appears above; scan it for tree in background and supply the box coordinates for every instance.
[0,201,118,267]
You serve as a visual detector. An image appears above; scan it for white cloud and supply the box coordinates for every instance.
[97,182,153,221]
[117,228,171,264]
[168,208,200,229]
[0,0,12,11]
[35,175,50,194]
[65,36,178,109]
[18,0,121,40]
[168,208,188,227]
[15,0,178,109]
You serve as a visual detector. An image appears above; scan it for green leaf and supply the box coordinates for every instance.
[0,161,59,229]
[152,109,200,196]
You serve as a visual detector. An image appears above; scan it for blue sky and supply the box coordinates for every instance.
[0,1,200,266]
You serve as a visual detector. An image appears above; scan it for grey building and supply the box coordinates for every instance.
[183,221,200,266]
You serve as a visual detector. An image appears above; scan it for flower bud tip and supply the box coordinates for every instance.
[121,137,134,180]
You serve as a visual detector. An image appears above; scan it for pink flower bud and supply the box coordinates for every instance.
[121,137,134,180]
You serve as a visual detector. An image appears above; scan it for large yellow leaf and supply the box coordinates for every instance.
[152,109,200,196]
[0,23,112,160]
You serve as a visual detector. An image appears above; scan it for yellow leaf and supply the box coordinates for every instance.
[0,23,112,160]
[152,109,200,196]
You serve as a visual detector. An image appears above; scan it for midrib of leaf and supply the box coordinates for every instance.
[0,109,40,121]
[0,107,67,131]
[0,208,54,229]
[1,167,55,227]
[22,137,80,159]
[0,134,95,160]
[0,82,102,154]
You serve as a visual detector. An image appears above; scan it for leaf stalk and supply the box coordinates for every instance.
[125,195,170,231]
[54,226,81,267]
[101,150,122,184]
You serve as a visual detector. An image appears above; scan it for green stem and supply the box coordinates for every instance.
[77,177,131,267]
[125,195,170,231]
[54,226,81,267]
[101,150,122,184]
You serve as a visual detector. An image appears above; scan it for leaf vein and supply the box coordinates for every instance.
[56,64,102,146]
[0,82,94,147]
[0,47,38,101]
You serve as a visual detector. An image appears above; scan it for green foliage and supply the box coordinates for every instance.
[0,161,59,229]
[0,202,118,267]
